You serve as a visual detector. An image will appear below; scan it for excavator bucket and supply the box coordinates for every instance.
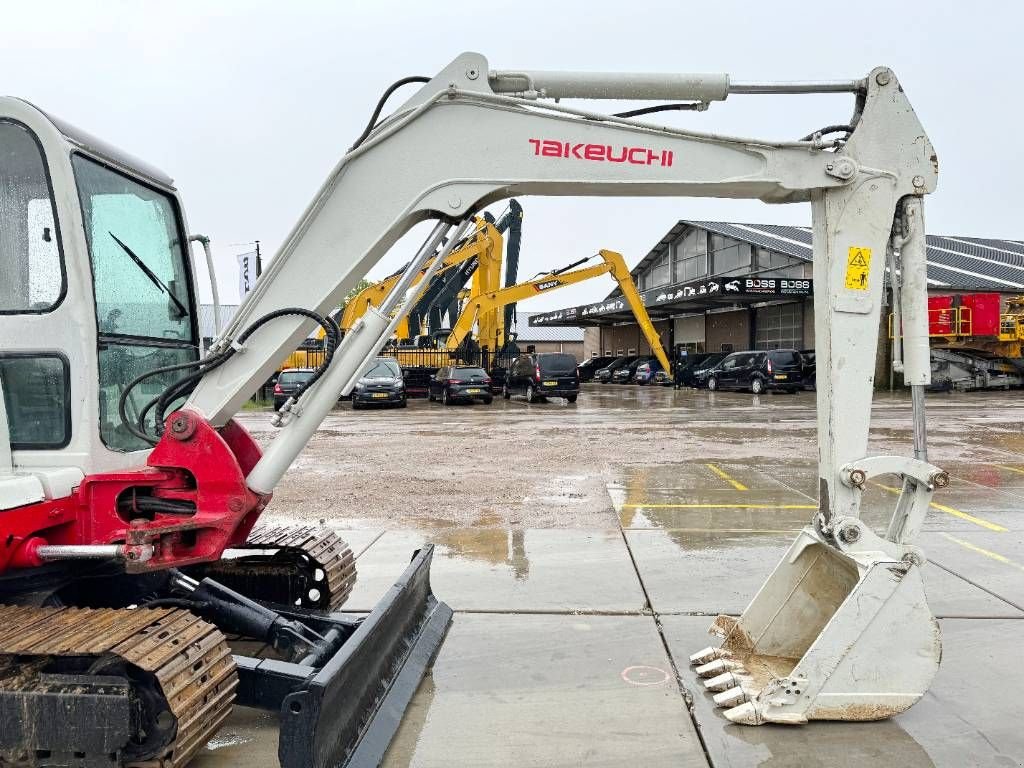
[690,527,941,725]
[236,545,452,768]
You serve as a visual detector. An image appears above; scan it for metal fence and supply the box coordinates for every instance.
[377,347,518,395]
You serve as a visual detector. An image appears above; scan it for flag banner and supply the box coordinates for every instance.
[237,251,258,298]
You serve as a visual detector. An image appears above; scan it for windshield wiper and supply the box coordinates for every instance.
[108,232,188,320]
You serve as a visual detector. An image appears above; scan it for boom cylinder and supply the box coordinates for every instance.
[489,70,730,102]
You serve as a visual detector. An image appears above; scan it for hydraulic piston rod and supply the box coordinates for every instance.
[489,70,863,101]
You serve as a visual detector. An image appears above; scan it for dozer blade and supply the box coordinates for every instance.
[691,527,940,726]
[237,544,451,768]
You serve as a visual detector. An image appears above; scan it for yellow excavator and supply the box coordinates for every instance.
[278,213,507,370]
[453,249,670,373]
[391,250,671,381]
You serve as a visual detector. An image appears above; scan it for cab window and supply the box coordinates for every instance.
[0,121,64,313]
[73,155,197,452]
[0,355,70,449]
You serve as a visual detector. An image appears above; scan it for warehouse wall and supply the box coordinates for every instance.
[596,321,670,357]
[583,327,601,359]
[802,298,815,349]
[705,309,751,352]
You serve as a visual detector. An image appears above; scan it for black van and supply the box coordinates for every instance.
[503,352,580,403]
[704,349,804,394]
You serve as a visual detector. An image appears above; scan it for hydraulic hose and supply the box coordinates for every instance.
[119,308,341,445]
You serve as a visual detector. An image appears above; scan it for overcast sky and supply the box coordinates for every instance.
[3,1,1020,312]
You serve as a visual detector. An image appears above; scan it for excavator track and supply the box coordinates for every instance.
[0,605,237,767]
[194,524,357,611]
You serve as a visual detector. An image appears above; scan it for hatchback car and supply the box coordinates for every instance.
[634,358,664,385]
[428,365,493,405]
[577,356,616,383]
[351,357,406,409]
[504,352,580,403]
[612,356,649,383]
[273,367,316,410]
[704,349,804,394]
[595,356,636,383]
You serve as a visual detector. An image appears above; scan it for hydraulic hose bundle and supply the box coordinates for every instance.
[118,308,341,445]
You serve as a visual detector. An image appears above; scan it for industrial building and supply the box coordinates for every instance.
[531,220,1024,376]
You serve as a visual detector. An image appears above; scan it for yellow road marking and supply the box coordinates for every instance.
[873,483,1007,532]
[622,503,816,510]
[996,464,1024,476]
[705,463,749,491]
[939,533,1024,573]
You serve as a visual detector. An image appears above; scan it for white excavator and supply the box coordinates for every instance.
[0,52,942,765]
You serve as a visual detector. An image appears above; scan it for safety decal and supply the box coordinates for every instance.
[845,247,872,291]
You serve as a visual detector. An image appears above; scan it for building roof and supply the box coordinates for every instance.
[622,220,1024,294]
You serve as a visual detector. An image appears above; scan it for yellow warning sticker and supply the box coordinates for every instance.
[845,246,872,291]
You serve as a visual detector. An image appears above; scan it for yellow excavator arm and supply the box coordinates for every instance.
[322,216,505,341]
[448,249,670,372]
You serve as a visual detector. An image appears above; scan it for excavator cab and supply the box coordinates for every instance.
[0,99,450,768]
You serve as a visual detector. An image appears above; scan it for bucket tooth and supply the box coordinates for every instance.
[704,671,741,692]
[695,658,739,678]
[689,646,728,666]
[724,701,763,725]
[713,685,749,709]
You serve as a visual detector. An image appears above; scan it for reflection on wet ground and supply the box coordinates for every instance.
[200,389,1024,766]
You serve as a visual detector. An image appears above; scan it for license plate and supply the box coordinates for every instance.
[466,388,481,394]
[774,374,788,380]
[372,392,389,398]
[543,381,557,386]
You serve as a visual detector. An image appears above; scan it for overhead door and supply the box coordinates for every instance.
[754,303,803,350]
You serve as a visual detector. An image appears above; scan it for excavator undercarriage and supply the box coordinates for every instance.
[0,535,448,768]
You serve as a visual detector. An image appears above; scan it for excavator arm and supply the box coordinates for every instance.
[597,250,671,373]
[448,249,671,374]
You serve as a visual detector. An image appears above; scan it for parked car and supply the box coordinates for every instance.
[577,355,616,382]
[680,353,727,388]
[273,367,316,410]
[428,365,493,405]
[704,349,804,394]
[612,356,650,383]
[800,349,816,390]
[652,369,674,386]
[504,352,580,403]
[634,358,664,385]
[351,357,406,409]
[594,356,636,383]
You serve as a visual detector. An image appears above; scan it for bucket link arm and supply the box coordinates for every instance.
[181,53,936,518]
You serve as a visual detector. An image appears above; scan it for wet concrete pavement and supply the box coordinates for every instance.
[199,386,1024,766]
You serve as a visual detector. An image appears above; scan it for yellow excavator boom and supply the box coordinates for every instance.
[316,216,504,342]
[448,249,670,373]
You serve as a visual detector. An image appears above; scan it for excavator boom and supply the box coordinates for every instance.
[448,249,670,373]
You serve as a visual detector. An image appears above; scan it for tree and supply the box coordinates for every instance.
[340,279,373,313]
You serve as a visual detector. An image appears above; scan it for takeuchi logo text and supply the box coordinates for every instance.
[529,139,674,167]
